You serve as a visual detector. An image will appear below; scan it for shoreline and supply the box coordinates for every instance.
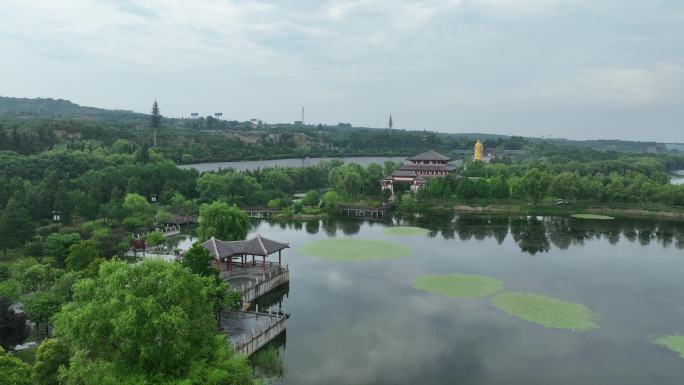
[452,204,684,221]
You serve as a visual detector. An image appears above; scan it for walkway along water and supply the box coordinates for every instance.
[222,307,287,357]
[202,235,291,355]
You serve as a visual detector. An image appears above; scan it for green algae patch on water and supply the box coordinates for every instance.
[383,226,430,236]
[571,214,615,220]
[298,239,411,262]
[413,274,503,299]
[654,335,684,359]
[492,292,598,331]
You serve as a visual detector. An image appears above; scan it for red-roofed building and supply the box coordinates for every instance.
[380,150,458,194]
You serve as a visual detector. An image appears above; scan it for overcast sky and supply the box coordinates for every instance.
[1,0,682,141]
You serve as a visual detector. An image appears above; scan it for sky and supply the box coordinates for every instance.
[1,0,683,142]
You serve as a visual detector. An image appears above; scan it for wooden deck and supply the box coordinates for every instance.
[338,202,393,218]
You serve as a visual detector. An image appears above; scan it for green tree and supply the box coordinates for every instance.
[142,230,165,246]
[551,172,580,202]
[53,260,253,383]
[0,197,34,255]
[32,338,69,385]
[0,346,32,385]
[0,280,22,303]
[489,175,510,202]
[321,191,341,214]
[197,202,250,241]
[182,242,216,277]
[301,190,320,206]
[520,168,552,205]
[0,297,29,351]
[43,233,81,267]
[15,263,61,293]
[65,240,99,271]
[22,290,62,337]
[122,193,155,230]
[151,100,161,148]
[455,178,478,202]
[329,165,364,197]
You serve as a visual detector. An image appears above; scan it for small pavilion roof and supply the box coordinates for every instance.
[407,150,450,162]
[202,234,289,260]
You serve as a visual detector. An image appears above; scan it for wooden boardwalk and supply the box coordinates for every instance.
[244,207,280,219]
[338,202,393,218]
[222,309,287,357]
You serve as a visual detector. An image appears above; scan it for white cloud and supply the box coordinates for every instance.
[0,0,683,141]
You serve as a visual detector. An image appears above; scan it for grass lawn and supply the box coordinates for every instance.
[13,345,38,365]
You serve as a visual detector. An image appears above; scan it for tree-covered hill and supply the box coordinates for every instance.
[0,96,147,122]
[0,96,681,162]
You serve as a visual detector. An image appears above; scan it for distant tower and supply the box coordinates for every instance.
[302,107,305,125]
[388,114,393,136]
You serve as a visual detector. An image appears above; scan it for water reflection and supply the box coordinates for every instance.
[265,214,684,255]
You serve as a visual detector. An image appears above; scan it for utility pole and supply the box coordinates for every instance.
[302,106,305,125]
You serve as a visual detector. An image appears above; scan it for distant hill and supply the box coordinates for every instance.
[0,95,680,158]
[0,96,147,122]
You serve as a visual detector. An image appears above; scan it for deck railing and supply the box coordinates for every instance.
[228,309,287,356]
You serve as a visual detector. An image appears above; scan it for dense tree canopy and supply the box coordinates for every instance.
[53,260,252,384]
[197,202,250,241]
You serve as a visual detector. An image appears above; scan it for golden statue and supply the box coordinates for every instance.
[473,139,484,161]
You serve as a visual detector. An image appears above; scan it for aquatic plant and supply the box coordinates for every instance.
[491,292,598,331]
[571,214,615,220]
[414,274,503,298]
[298,239,411,261]
[654,335,684,359]
[383,226,430,236]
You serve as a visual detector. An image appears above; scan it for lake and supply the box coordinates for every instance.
[168,215,684,384]
[213,214,684,385]
[671,170,684,185]
[177,156,407,173]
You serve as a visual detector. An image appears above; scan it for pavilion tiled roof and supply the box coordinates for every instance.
[407,150,451,162]
[202,234,289,260]
[391,170,418,178]
[399,164,457,172]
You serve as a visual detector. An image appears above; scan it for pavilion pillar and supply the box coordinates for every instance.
[227,258,230,272]
[242,254,245,269]
[278,250,281,266]
[252,255,255,265]
[262,255,266,270]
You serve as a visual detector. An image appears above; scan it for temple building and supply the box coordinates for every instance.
[381,149,457,194]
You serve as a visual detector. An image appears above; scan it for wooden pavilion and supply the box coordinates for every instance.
[202,235,289,271]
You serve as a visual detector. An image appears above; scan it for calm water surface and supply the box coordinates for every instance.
[228,214,684,385]
[178,156,407,173]
[671,170,684,185]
